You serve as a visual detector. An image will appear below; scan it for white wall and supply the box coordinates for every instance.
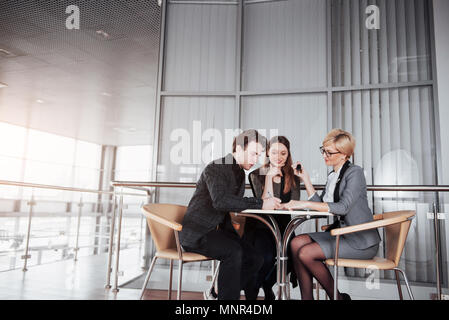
[433,0,449,295]
[433,0,449,186]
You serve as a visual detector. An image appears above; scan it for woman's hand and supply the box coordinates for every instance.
[282,200,309,211]
[266,164,282,177]
[262,197,282,210]
[292,161,316,198]
[292,161,309,181]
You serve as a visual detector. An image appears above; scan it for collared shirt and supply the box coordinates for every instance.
[322,165,343,203]
[308,165,343,203]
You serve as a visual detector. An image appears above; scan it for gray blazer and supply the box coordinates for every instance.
[311,163,381,250]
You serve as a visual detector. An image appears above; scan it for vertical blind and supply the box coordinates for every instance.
[158,97,237,205]
[163,3,237,92]
[157,0,441,286]
[241,94,328,185]
[331,0,437,282]
[242,0,327,91]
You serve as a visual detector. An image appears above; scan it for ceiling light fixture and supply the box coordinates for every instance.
[113,127,138,134]
[0,48,15,58]
[96,30,110,39]
[36,99,44,104]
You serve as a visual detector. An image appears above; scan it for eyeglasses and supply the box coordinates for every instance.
[319,146,341,157]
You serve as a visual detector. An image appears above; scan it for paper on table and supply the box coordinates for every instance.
[240,209,333,216]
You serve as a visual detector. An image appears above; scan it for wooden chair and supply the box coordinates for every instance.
[140,203,218,300]
[325,210,416,300]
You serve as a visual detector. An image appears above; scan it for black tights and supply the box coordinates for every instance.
[290,234,342,300]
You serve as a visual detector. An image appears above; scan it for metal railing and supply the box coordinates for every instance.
[110,180,449,300]
[1,179,447,299]
[0,180,149,273]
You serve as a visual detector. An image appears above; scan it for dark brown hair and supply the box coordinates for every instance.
[262,136,296,194]
[232,129,267,153]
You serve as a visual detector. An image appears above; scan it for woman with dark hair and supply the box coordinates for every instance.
[244,136,302,299]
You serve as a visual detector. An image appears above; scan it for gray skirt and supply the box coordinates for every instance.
[308,232,379,260]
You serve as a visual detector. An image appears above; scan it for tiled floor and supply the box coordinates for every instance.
[0,249,146,300]
[0,248,435,300]
[0,248,261,300]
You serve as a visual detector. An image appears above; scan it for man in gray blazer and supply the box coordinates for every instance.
[180,129,282,300]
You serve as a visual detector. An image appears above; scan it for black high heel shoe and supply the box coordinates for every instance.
[263,285,276,300]
[339,292,352,300]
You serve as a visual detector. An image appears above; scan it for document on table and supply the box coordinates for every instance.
[240,209,333,216]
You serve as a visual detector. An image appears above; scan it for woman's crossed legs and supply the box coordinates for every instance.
[290,234,343,300]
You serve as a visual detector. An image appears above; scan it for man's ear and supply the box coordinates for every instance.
[235,144,243,154]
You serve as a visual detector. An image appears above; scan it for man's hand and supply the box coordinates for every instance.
[262,197,282,210]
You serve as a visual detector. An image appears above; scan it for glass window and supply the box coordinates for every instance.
[241,94,329,184]
[26,129,76,166]
[242,0,328,91]
[332,0,432,87]
[163,2,237,92]
[0,122,27,158]
[115,145,153,181]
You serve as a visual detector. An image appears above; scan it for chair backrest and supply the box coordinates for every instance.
[142,203,187,252]
[381,210,416,266]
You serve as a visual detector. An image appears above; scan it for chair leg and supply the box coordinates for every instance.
[333,235,340,300]
[333,264,339,300]
[168,260,174,300]
[211,261,220,286]
[394,268,414,300]
[204,261,220,298]
[140,256,158,300]
[177,261,183,300]
[394,269,404,300]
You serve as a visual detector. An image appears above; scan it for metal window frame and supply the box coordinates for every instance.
[150,0,447,298]
[154,0,442,192]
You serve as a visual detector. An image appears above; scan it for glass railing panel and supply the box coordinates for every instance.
[0,184,148,275]
[334,191,440,300]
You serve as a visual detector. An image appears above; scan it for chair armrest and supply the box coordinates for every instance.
[141,207,183,231]
[330,215,408,236]
[321,215,381,232]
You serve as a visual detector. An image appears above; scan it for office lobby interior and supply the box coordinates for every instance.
[0,0,449,302]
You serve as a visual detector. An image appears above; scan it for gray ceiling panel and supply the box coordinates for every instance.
[0,0,162,146]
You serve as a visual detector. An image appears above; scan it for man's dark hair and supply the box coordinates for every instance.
[232,129,267,153]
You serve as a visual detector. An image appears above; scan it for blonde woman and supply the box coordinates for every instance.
[283,129,381,300]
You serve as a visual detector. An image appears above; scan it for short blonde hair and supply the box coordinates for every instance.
[323,129,355,159]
